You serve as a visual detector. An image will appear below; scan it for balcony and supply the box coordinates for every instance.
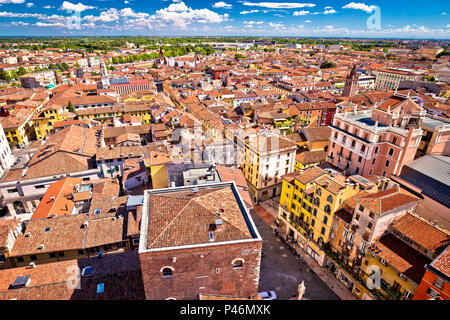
[380,281,402,300]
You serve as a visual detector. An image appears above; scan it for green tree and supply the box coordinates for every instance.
[67,101,76,113]
[0,70,12,82]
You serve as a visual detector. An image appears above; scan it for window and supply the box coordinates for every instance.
[361,242,366,251]
[118,242,126,248]
[313,208,317,216]
[392,137,397,145]
[358,156,362,163]
[385,160,390,167]
[367,222,373,230]
[374,147,378,154]
[321,227,325,235]
[316,188,322,196]
[17,257,24,263]
[78,250,84,255]
[97,283,105,294]
[162,267,173,277]
[50,252,57,258]
[311,219,315,227]
[324,205,331,214]
[104,244,111,251]
[369,212,375,219]
[355,214,360,221]
[388,148,394,157]
[323,216,328,225]
[30,255,37,261]
[361,145,366,153]
[403,289,411,299]
[327,195,333,204]
[349,234,354,243]
[233,259,244,269]
[58,252,64,257]
[426,287,440,299]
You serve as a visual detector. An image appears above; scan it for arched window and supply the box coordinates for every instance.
[323,216,328,225]
[313,208,317,216]
[161,267,173,277]
[232,258,244,269]
[316,188,322,196]
[324,205,331,214]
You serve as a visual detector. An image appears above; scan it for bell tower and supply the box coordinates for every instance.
[343,64,358,97]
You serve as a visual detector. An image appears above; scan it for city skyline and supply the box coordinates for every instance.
[0,1,448,39]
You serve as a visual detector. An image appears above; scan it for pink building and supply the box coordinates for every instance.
[327,93,425,178]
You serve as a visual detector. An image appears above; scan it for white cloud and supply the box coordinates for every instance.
[240,9,258,14]
[323,9,336,14]
[60,1,95,13]
[342,2,376,13]
[324,6,332,9]
[152,1,228,29]
[0,0,25,3]
[293,10,309,16]
[244,20,264,24]
[212,2,232,8]
[34,21,65,27]
[304,20,311,22]
[25,2,33,7]
[441,12,446,15]
[242,2,316,9]
[43,5,54,9]
[11,21,29,25]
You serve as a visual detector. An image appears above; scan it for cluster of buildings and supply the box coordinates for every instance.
[0,38,448,300]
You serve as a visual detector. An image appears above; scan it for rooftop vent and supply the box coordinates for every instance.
[192,187,199,193]
[25,232,31,237]
[29,262,36,269]
[10,275,31,290]
[50,197,55,201]
[82,221,89,228]
[38,244,44,250]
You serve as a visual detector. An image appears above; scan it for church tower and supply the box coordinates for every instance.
[100,59,110,89]
[343,64,358,97]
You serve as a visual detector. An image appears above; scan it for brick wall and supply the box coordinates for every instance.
[139,241,262,300]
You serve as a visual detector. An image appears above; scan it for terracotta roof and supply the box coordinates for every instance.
[295,150,327,165]
[392,214,450,256]
[0,251,145,300]
[358,187,420,214]
[146,185,254,250]
[31,177,83,219]
[294,167,326,185]
[429,246,450,278]
[374,234,431,284]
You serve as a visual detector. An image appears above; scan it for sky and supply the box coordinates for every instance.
[0,0,449,39]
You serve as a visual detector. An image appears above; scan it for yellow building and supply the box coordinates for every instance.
[144,151,173,189]
[0,108,35,147]
[278,167,365,266]
[77,103,152,124]
[32,106,70,140]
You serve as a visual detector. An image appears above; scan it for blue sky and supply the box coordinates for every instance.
[0,1,449,39]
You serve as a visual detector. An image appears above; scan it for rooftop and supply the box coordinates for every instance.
[140,182,261,252]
